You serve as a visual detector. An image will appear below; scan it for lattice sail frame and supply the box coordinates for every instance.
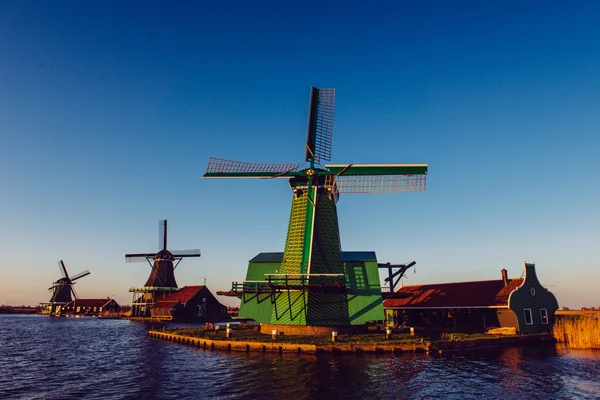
[206,157,301,175]
[325,174,427,194]
[313,88,335,164]
[305,88,335,164]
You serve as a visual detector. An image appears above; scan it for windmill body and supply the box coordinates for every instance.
[205,87,428,333]
[40,260,90,316]
[126,220,201,317]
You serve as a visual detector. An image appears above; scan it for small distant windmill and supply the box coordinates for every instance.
[204,87,427,329]
[42,260,90,316]
[125,220,201,317]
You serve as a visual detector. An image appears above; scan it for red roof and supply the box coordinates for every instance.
[152,300,179,309]
[66,298,115,308]
[384,278,523,309]
[159,286,205,304]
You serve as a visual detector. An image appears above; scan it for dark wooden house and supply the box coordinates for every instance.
[383,262,558,334]
[150,285,229,321]
[62,298,121,317]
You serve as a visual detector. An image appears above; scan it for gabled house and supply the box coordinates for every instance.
[383,262,558,334]
[150,285,229,321]
[62,298,121,317]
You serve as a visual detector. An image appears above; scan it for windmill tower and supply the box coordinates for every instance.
[126,220,201,317]
[40,260,90,316]
[204,87,427,333]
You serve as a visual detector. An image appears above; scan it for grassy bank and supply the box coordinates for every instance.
[168,325,517,347]
[152,326,553,355]
[553,315,600,349]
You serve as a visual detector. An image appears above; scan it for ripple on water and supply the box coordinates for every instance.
[1,315,600,400]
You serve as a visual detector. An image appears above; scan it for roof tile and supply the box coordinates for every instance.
[384,279,523,309]
[159,286,204,303]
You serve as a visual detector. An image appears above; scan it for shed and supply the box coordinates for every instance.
[63,298,121,316]
[150,286,229,321]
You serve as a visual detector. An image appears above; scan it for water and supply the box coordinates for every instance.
[1,315,599,399]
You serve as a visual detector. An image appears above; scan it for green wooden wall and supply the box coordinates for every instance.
[345,260,384,325]
[238,261,279,323]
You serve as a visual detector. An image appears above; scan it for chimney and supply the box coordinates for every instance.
[501,269,508,286]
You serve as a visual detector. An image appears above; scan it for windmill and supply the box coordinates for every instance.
[125,220,201,317]
[41,260,90,316]
[204,87,427,332]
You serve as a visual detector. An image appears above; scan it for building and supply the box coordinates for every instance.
[149,285,229,321]
[226,251,384,331]
[62,298,121,317]
[383,262,559,334]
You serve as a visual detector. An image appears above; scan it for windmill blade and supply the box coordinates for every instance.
[70,270,90,281]
[203,157,301,178]
[329,175,427,194]
[305,87,335,164]
[171,249,201,258]
[71,284,79,300]
[159,220,167,251]
[58,260,68,279]
[324,164,428,194]
[326,164,428,176]
[125,253,156,263]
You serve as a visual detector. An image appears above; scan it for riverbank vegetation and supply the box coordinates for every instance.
[553,314,600,350]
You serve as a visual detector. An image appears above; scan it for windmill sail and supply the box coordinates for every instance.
[70,284,79,300]
[325,164,428,194]
[58,260,68,279]
[171,249,201,257]
[70,270,90,281]
[305,87,335,164]
[159,220,167,250]
[125,254,157,262]
[204,157,301,178]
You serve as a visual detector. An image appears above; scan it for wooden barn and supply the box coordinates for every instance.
[383,262,559,334]
[62,298,121,317]
[150,285,229,322]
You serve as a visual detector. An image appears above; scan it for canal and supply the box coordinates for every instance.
[1,315,599,399]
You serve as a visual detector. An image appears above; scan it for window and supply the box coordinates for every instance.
[524,308,533,325]
[540,309,549,324]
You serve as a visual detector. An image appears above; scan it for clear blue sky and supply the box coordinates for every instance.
[1,1,599,308]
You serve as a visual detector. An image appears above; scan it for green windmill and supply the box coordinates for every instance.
[205,87,427,334]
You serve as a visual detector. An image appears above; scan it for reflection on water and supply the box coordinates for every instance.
[1,315,599,399]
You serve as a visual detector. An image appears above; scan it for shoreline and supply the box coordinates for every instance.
[148,329,555,355]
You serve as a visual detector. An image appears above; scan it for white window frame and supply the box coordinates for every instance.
[540,308,549,324]
[524,308,533,325]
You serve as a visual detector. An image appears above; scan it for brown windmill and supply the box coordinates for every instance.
[40,260,90,316]
[126,220,201,317]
